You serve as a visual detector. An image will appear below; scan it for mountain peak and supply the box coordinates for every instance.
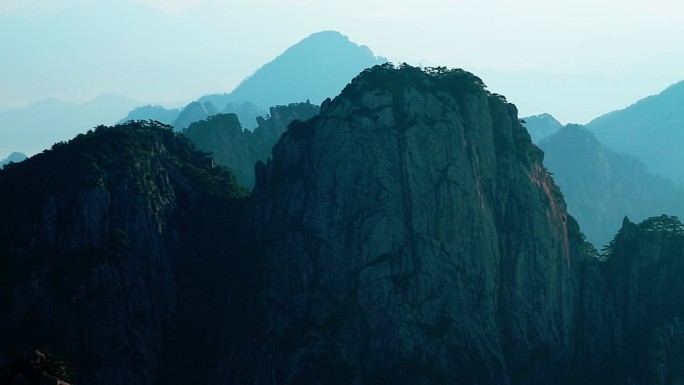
[196,30,387,112]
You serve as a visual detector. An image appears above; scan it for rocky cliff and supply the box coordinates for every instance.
[578,215,684,384]
[3,65,684,385]
[228,63,586,384]
[0,121,247,385]
[183,101,319,188]
[171,101,218,131]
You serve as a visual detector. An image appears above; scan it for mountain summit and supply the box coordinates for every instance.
[3,64,684,385]
[198,31,388,112]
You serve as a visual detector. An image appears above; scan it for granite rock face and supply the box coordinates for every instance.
[183,101,319,189]
[0,122,245,385]
[172,101,218,131]
[3,65,684,385]
[598,217,684,384]
[234,64,586,384]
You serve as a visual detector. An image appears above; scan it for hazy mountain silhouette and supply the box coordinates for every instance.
[522,113,563,143]
[118,105,181,125]
[145,30,386,131]
[0,94,141,157]
[587,80,684,184]
[0,152,27,168]
[198,30,387,111]
[539,124,684,247]
[170,101,267,131]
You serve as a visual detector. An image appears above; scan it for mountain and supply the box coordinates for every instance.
[539,124,684,247]
[222,101,267,130]
[197,30,387,113]
[0,152,27,168]
[117,105,181,125]
[171,101,267,132]
[120,30,385,131]
[183,101,319,188]
[170,101,218,131]
[0,94,142,157]
[231,63,585,384]
[586,80,684,185]
[0,121,248,385]
[2,64,684,385]
[522,113,563,143]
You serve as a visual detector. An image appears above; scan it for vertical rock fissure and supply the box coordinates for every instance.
[394,89,420,274]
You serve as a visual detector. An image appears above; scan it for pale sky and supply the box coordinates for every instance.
[1,0,683,123]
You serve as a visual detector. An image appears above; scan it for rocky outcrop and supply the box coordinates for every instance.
[183,101,319,188]
[586,80,684,185]
[229,63,586,384]
[575,216,684,384]
[172,101,218,131]
[222,101,267,130]
[0,121,246,385]
[117,105,181,125]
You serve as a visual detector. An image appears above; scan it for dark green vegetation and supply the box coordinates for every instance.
[1,65,684,385]
[0,121,250,385]
[587,80,684,185]
[539,124,684,247]
[183,101,319,188]
[522,113,563,143]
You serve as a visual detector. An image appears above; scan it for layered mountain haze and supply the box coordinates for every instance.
[234,63,584,384]
[2,64,684,385]
[539,124,684,247]
[522,113,563,143]
[0,152,27,168]
[198,31,388,112]
[587,80,684,185]
[183,101,319,188]
[0,121,248,384]
[117,105,182,126]
[169,101,267,131]
[0,94,142,157]
[144,31,386,132]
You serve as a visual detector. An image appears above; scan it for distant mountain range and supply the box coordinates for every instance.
[198,31,387,110]
[117,105,181,125]
[4,64,684,385]
[539,124,684,247]
[586,80,684,185]
[127,31,387,131]
[0,152,27,168]
[183,102,319,188]
[0,94,142,156]
[522,113,563,143]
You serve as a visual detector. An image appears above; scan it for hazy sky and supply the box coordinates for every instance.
[1,0,683,123]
